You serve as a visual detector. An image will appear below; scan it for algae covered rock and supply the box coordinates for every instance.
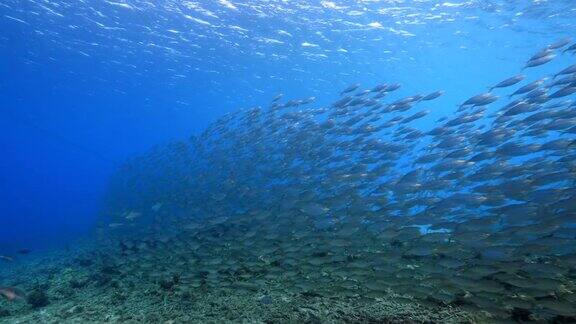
[26,289,50,308]
[0,308,10,317]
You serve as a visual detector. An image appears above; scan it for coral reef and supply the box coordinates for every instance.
[0,243,484,324]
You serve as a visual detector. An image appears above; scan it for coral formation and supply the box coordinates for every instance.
[26,289,49,308]
[0,245,484,323]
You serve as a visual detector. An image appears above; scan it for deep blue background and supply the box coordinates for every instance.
[1,0,574,253]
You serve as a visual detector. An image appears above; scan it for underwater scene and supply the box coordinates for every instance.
[1,0,576,323]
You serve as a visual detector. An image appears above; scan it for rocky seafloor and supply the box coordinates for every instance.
[0,241,483,324]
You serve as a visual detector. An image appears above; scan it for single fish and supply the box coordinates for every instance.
[340,83,360,95]
[422,90,444,101]
[553,64,576,79]
[523,54,555,70]
[548,37,572,50]
[489,75,525,91]
[529,48,553,61]
[509,79,545,98]
[562,43,576,54]
[459,93,498,109]
[125,211,141,220]
[371,84,388,92]
[385,83,402,92]
[0,287,25,301]
[549,86,576,99]
[0,255,14,262]
[549,75,576,87]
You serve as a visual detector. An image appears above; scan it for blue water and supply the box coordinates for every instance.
[0,0,574,251]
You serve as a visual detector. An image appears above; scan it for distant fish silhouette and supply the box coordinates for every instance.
[0,287,25,301]
[0,255,14,262]
[18,248,31,255]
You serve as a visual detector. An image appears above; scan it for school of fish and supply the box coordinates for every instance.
[101,38,576,321]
